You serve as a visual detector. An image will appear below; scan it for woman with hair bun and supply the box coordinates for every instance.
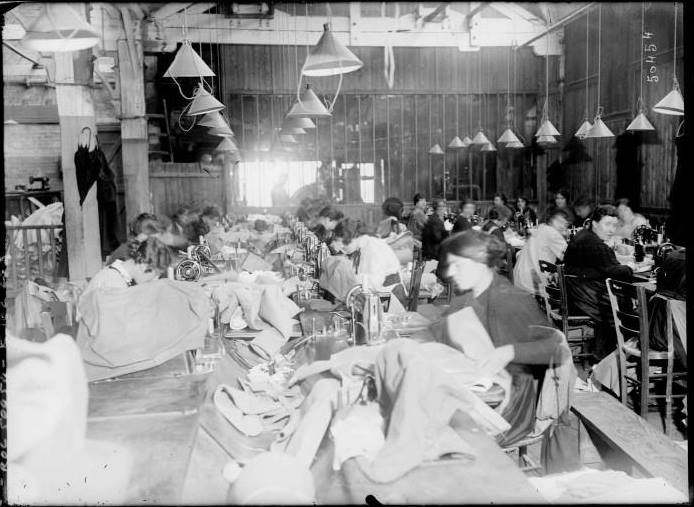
[431,230,570,446]
[85,237,173,293]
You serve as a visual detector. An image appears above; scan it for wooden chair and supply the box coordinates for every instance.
[537,261,595,365]
[605,279,686,436]
[406,260,426,312]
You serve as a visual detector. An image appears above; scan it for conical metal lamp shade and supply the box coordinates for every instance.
[448,136,466,149]
[652,88,684,116]
[208,125,234,137]
[537,135,557,145]
[279,126,306,135]
[198,111,228,129]
[215,137,238,153]
[497,128,521,144]
[22,3,100,52]
[280,134,298,144]
[164,40,215,78]
[302,23,363,77]
[574,120,593,139]
[287,84,332,118]
[462,136,473,147]
[535,119,561,137]
[472,131,491,145]
[586,117,615,138]
[282,116,316,129]
[481,142,497,152]
[626,112,655,131]
[428,144,444,155]
[506,140,524,149]
[187,88,225,116]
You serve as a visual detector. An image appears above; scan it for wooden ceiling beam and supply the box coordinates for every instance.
[150,3,194,20]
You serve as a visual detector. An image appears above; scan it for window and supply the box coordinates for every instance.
[239,160,321,207]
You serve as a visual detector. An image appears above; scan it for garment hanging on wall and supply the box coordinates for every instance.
[73,128,120,256]
[667,131,685,244]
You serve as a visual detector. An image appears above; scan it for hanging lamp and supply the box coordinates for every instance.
[575,9,593,138]
[187,86,225,116]
[287,84,332,118]
[164,40,215,79]
[279,126,306,136]
[653,3,683,115]
[586,6,615,138]
[22,3,100,52]
[535,9,561,139]
[198,112,229,129]
[537,135,558,145]
[215,137,239,153]
[448,136,466,149]
[302,23,363,76]
[499,45,522,145]
[506,140,524,149]
[481,142,497,152]
[280,134,298,144]
[428,144,444,155]
[282,116,316,129]
[208,125,234,137]
[462,136,473,147]
[627,3,655,131]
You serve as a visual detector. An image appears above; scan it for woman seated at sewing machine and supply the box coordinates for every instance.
[432,230,571,446]
[331,218,407,306]
[85,237,173,293]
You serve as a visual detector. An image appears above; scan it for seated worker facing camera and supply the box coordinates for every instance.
[431,230,571,447]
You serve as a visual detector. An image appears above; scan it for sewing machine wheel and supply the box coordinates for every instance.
[175,259,202,281]
[192,244,212,260]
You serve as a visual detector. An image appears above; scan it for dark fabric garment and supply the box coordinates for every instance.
[614,130,641,208]
[648,296,686,369]
[429,274,566,446]
[563,229,633,359]
[666,135,686,245]
[407,208,427,240]
[515,206,537,230]
[546,205,576,226]
[74,145,98,206]
[421,215,448,260]
[452,215,473,234]
[657,248,686,299]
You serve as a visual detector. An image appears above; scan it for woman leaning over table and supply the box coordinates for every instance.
[430,230,571,446]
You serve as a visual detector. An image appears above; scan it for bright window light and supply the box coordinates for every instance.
[239,160,321,207]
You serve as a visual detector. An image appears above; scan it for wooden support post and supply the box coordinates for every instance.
[55,51,102,281]
[117,39,151,223]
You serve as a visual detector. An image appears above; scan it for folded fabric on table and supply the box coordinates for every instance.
[319,255,359,302]
[213,282,300,339]
[354,339,511,484]
[76,279,208,381]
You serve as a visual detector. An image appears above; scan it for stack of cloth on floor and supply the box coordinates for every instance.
[76,279,209,381]
[7,333,132,504]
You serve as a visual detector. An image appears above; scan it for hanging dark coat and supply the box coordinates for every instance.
[73,130,120,256]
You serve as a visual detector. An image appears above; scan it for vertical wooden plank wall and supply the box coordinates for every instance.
[219,45,552,203]
[562,3,683,209]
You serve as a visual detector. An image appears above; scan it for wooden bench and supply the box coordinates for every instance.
[571,391,688,496]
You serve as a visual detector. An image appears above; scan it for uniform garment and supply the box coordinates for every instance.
[494,204,514,222]
[376,216,406,239]
[514,206,537,229]
[83,259,133,293]
[421,214,448,260]
[614,213,649,241]
[513,224,568,294]
[76,279,208,381]
[354,339,511,483]
[429,274,568,447]
[407,207,428,240]
[563,229,633,359]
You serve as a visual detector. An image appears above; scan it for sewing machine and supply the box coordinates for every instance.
[174,238,221,281]
[28,176,50,191]
[345,285,386,346]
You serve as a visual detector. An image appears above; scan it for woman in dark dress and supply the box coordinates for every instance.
[421,199,448,260]
[430,230,570,446]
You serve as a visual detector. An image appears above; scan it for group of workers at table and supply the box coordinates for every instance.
[9,188,686,503]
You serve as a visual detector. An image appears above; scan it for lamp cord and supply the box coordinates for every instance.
[596,4,602,117]
[584,8,590,119]
[672,2,678,87]
[544,8,550,122]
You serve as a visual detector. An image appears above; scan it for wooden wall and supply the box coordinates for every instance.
[217,45,559,203]
[561,3,683,210]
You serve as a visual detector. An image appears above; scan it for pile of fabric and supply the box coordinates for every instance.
[76,279,209,381]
